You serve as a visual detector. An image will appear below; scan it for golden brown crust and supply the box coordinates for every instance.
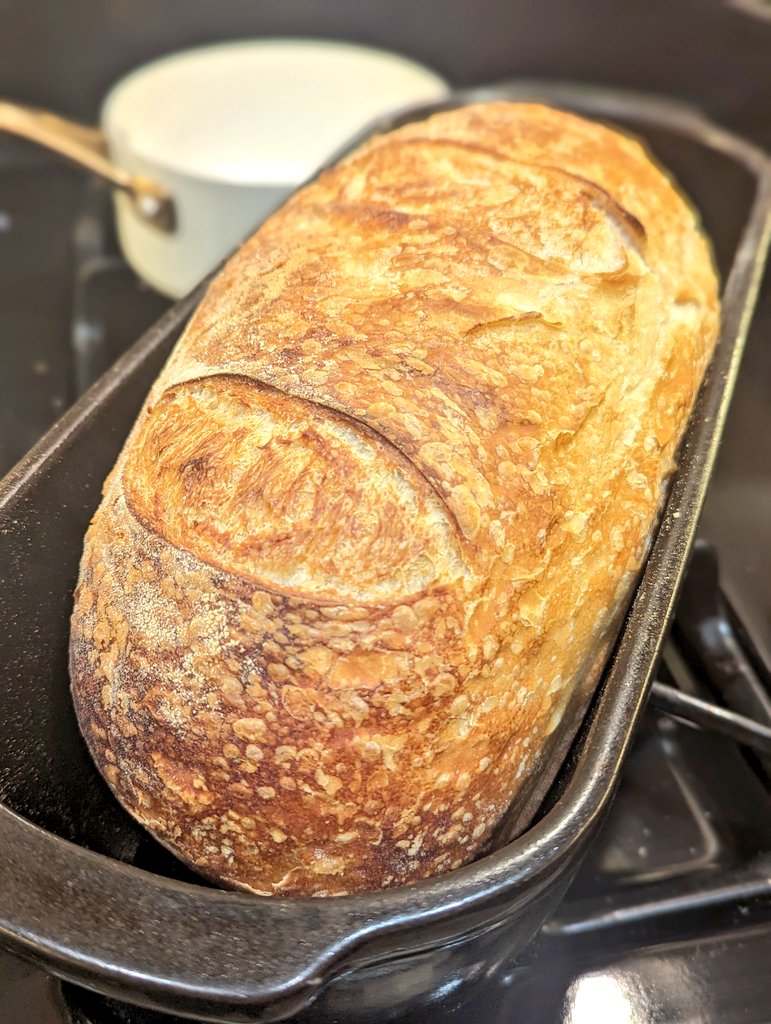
[69,102,719,895]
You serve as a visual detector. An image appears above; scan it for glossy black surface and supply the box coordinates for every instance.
[0,167,83,474]
[0,86,769,1023]
[647,542,771,758]
[0,171,170,479]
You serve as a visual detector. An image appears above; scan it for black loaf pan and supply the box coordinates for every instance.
[0,83,769,1024]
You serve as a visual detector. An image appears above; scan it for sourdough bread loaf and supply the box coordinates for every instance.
[69,103,719,895]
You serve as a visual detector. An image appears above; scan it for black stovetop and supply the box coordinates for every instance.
[0,141,770,1023]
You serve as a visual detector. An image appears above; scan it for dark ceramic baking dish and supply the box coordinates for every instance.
[0,83,768,1024]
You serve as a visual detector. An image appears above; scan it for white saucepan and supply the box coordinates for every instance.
[0,39,448,297]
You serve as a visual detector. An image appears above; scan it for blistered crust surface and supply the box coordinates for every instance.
[70,103,719,895]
